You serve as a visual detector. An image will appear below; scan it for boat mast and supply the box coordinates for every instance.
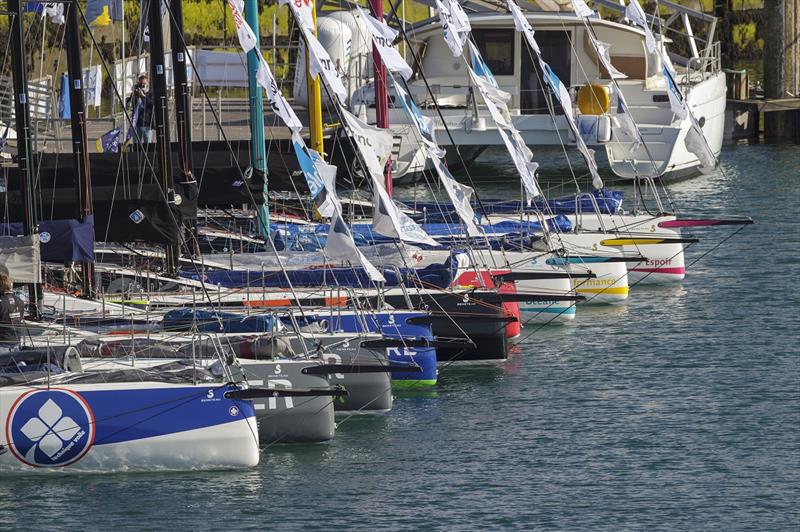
[65,0,95,296]
[369,0,392,195]
[7,0,40,316]
[244,0,270,237]
[148,0,178,274]
[306,0,323,154]
[169,0,199,253]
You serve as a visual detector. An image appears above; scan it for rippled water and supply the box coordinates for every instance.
[1,143,798,530]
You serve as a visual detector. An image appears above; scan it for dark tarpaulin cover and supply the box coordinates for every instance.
[0,216,94,262]
[182,261,455,289]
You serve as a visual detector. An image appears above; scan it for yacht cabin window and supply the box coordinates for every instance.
[472,29,515,76]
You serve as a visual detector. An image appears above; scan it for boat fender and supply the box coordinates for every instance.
[577,84,611,115]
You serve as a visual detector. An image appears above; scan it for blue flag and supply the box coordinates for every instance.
[97,127,121,153]
[86,0,123,26]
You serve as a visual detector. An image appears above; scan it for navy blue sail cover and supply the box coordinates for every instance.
[161,309,277,333]
[0,216,94,262]
[407,189,624,223]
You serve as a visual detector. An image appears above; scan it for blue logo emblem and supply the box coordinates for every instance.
[5,389,95,467]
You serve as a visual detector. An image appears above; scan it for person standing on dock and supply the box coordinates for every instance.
[127,73,154,143]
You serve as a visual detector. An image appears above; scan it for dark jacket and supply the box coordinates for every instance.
[0,291,24,342]
[128,88,154,128]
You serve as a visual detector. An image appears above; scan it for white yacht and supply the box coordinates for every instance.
[302,1,725,182]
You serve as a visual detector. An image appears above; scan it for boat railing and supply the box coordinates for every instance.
[593,0,720,79]
[574,191,608,233]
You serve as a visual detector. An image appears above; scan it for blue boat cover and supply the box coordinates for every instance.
[161,308,277,333]
[0,216,94,262]
[407,189,624,223]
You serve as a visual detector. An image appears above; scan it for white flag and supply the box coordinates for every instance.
[256,55,304,131]
[43,3,64,24]
[615,94,640,143]
[340,109,437,247]
[571,0,594,18]
[592,38,628,79]
[497,126,541,202]
[625,0,657,54]
[325,211,386,283]
[685,115,717,173]
[227,0,258,52]
[280,0,347,101]
[393,80,444,156]
[662,65,688,120]
[279,0,314,33]
[356,7,413,81]
[515,13,604,190]
[507,0,541,54]
[303,28,348,101]
[436,0,471,58]
[428,150,483,237]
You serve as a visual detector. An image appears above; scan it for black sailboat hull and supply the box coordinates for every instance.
[384,291,510,362]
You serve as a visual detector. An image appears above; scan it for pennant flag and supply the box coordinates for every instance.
[86,0,123,27]
[467,36,542,201]
[494,125,540,201]
[662,65,688,120]
[325,211,386,283]
[356,6,413,81]
[340,109,437,247]
[291,131,327,200]
[685,115,717,173]
[281,0,347,101]
[393,80,443,157]
[225,0,303,131]
[279,0,314,33]
[615,94,640,143]
[428,150,483,237]
[96,127,121,153]
[592,38,627,80]
[227,0,258,52]
[436,0,471,58]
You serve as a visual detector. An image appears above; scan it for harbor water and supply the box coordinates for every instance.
[1,143,797,529]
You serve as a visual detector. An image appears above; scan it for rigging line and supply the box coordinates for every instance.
[683,225,745,271]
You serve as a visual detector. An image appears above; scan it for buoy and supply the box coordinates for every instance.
[577,84,611,115]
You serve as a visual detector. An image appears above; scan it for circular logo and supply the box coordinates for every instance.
[39,232,51,244]
[5,389,95,468]
[228,406,239,417]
